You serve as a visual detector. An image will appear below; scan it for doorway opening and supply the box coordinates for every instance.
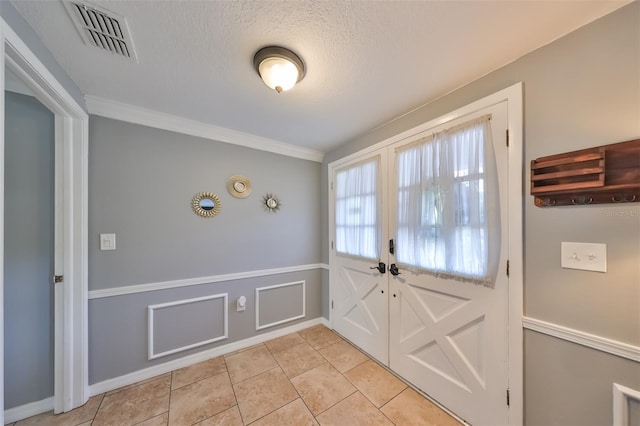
[1,19,89,423]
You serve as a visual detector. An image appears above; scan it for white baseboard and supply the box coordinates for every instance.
[4,397,54,423]
[89,317,326,396]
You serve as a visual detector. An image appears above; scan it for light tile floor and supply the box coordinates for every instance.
[9,325,461,426]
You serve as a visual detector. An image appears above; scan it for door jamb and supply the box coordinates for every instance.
[327,83,523,425]
[0,18,89,421]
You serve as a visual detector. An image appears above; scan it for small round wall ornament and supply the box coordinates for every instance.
[227,175,252,199]
[192,192,222,217]
[262,193,281,213]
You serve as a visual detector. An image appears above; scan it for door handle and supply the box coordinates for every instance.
[389,263,401,276]
[369,262,386,274]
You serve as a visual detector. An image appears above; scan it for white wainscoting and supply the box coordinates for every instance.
[255,280,306,330]
[89,263,328,299]
[147,293,228,360]
[523,316,640,362]
[613,383,640,426]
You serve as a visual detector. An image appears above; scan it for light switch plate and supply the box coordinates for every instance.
[561,242,606,272]
[100,234,116,251]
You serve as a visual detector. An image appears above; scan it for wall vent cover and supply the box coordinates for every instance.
[63,1,137,61]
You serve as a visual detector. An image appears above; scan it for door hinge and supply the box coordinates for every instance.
[331,241,334,250]
[53,275,63,284]
[506,388,510,406]
[506,129,509,147]
[331,300,334,309]
[331,181,334,190]
[506,260,510,277]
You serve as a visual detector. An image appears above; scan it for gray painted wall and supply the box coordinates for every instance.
[89,116,321,289]
[524,330,639,426]
[630,397,640,426]
[323,3,640,425]
[4,91,55,409]
[88,116,323,383]
[0,1,86,113]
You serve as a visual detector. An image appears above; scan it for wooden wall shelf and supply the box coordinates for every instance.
[531,138,640,207]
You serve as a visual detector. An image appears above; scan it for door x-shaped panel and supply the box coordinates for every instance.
[395,280,488,394]
[332,261,389,363]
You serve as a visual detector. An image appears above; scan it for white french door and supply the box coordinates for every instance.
[330,96,517,425]
[330,152,390,364]
[388,102,510,425]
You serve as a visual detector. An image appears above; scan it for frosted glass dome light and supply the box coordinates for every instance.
[253,46,305,93]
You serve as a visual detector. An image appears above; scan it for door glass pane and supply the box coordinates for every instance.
[395,115,500,284]
[335,158,379,259]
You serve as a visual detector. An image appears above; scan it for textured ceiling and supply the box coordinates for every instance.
[11,0,630,153]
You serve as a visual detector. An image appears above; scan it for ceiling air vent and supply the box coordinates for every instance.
[63,1,137,61]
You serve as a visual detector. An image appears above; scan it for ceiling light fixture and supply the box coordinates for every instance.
[253,46,305,93]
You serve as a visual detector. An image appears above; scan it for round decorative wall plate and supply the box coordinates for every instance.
[192,192,222,217]
[227,175,252,199]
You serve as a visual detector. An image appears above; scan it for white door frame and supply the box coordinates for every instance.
[328,83,523,424]
[0,18,89,422]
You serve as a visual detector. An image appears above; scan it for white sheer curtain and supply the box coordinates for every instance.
[395,115,500,285]
[335,158,380,259]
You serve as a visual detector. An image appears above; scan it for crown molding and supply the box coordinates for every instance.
[85,95,325,163]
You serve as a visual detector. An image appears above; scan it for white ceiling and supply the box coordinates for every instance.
[11,0,629,154]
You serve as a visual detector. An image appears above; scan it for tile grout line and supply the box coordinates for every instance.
[313,388,360,419]
[247,364,298,424]
[269,335,326,425]
[314,331,411,425]
[297,328,355,421]
[227,343,289,425]
[225,367,244,425]
[165,370,173,425]
[91,391,106,424]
